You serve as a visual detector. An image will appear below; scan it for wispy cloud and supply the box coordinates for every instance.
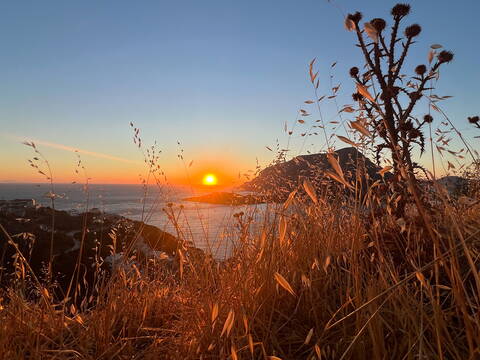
[5,133,140,165]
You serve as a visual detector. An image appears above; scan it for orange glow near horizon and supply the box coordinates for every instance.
[2,133,253,186]
[202,173,218,186]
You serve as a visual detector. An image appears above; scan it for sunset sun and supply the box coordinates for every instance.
[202,173,218,186]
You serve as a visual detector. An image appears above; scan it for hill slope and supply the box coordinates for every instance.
[242,147,384,200]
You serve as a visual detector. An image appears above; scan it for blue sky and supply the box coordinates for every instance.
[1,0,479,183]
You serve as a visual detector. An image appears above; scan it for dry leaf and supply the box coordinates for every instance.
[337,135,358,147]
[74,315,84,326]
[396,217,407,233]
[211,303,219,324]
[177,249,184,279]
[340,106,355,113]
[243,314,248,333]
[327,152,344,179]
[325,171,353,189]
[364,22,378,43]
[283,189,297,210]
[356,83,375,103]
[344,17,355,31]
[304,328,314,345]
[303,179,318,204]
[221,310,235,337]
[416,272,427,288]
[431,103,441,112]
[278,216,287,245]
[301,273,311,288]
[323,255,331,273]
[350,120,371,137]
[274,272,296,297]
[378,166,393,176]
[231,345,238,360]
[309,58,317,84]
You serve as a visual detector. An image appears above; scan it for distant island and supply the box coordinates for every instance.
[183,191,266,205]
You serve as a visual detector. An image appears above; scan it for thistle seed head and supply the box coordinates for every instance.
[347,11,363,23]
[468,116,479,124]
[352,92,363,101]
[415,64,427,75]
[410,128,421,139]
[405,24,421,38]
[438,50,454,63]
[424,114,433,123]
[370,18,386,32]
[391,3,410,17]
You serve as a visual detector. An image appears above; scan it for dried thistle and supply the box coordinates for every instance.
[438,50,454,63]
[370,18,386,32]
[347,11,362,24]
[468,116,479,124]
[405,24,421,38]
[349,66,359,77]
[391,3,410,17]
[423,114,433,123]
[344,3,455,217]
[415,64,427,75]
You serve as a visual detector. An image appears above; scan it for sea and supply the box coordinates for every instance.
[0,183,271,259]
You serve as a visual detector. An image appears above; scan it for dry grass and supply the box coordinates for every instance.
[1,181,479,359]
[2,3,480,357]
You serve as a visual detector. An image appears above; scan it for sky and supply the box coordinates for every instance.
[1,0,479,185]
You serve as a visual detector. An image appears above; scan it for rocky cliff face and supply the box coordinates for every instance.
[242,147,385,201]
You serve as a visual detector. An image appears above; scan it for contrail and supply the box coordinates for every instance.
[6,134,140,165]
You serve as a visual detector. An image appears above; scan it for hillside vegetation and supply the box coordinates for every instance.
[1,2,480,359]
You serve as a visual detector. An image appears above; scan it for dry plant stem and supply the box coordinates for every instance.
[350,16,448,234]
[326,227,480,330]
[312,82,330,149]
[353,24,401,172]
[38,151,56,284]
[434,105,478,163]
[0,224,53,315]
[339,294,393,360]
[329,69,351,140]
[429,123,436,179]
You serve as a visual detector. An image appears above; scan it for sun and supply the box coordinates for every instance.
[202,173,218,186]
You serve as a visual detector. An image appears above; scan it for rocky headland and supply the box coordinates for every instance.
[0,202,200,300]
[183,192,266,205]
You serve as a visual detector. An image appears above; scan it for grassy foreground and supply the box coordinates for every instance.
[1,182,479,360]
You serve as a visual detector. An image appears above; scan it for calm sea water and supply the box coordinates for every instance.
[0,183,269,258]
